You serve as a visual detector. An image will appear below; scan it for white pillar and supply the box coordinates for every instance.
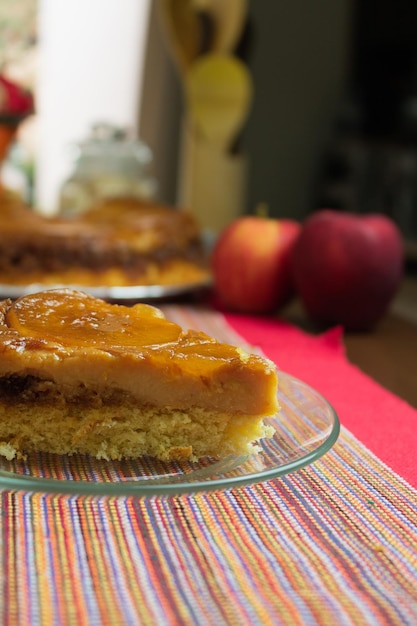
[35,0,151,214]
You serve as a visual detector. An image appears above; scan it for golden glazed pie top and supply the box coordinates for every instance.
[0,290,278,416]
[5,289,179,350]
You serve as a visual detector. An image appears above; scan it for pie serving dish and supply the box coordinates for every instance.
[0,372,340,496]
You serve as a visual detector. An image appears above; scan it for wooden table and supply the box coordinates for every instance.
[282,288,417,409]
[343,313,417,409]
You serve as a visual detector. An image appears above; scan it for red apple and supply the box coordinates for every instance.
[211,215,301,314]
[291,209,405,330]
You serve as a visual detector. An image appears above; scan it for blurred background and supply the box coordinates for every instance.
[1,0,417,266]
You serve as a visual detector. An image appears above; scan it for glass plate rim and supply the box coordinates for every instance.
[0,276,213,303]
[0,372,340,497]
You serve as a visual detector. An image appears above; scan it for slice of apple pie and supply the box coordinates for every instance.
[0,289,278,461]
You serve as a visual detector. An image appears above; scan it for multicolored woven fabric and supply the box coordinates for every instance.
[1,306,416,625]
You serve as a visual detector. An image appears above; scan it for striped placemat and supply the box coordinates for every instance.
[1,306,416,625]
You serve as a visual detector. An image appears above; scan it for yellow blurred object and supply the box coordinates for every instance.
[178,123,248,233]
[158,0,252,233]
[192,0,248,55]
[185,53,253,152]
[159,0,202,76]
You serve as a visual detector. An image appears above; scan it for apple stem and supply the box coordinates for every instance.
[255,202,269,218]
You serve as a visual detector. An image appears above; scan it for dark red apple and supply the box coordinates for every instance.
[291,209,405,330]
[211,215,301,314]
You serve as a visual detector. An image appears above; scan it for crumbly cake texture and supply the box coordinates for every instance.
[0,196,210,287]
[0,289,278,462]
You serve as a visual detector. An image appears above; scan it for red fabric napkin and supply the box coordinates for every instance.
[224,313,417,488]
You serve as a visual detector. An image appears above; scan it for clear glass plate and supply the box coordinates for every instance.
[0,372,340,497]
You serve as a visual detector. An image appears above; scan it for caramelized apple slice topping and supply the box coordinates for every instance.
[5,289,182,349]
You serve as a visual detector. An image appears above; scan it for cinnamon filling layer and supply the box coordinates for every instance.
[0,374,132,407]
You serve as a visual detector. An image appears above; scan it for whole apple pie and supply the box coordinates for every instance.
[0,289,278,461]
[0,196,210,288]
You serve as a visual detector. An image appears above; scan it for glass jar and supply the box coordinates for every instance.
[58,123,157,216]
